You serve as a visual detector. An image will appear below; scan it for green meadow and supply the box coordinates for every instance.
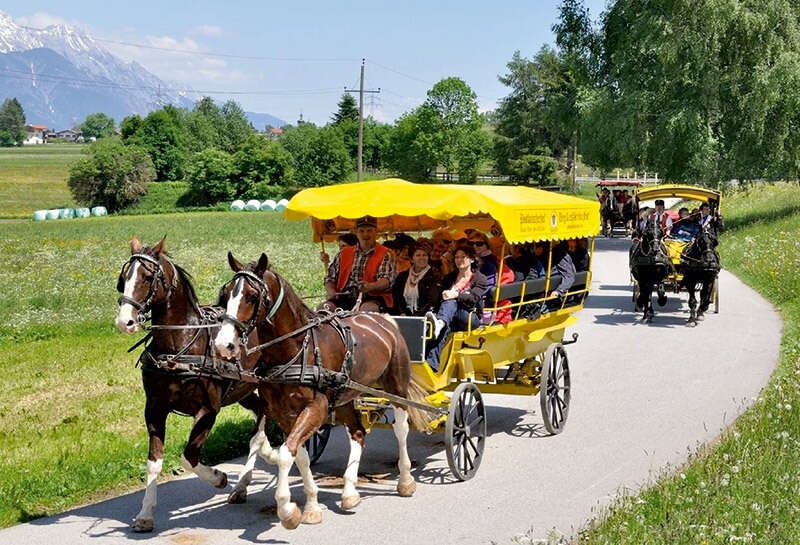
[0,211,324,527]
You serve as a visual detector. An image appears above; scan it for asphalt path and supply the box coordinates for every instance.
[2,237,781,545]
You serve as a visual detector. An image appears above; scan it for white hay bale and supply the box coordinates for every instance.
[91,206,108,216]
[230,200,245,211]
[275,198,289,212]
[75,208,91,218]
[260,199,277,211]
[244,199,261,211]
[46,209,60,220]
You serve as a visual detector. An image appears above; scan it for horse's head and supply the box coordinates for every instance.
[215,251,281,359]
[115,236,175,334]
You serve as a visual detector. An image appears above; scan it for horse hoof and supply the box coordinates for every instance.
[687,319,697,327]
[214,471,228,489]
[227,488,247,504]
[696,313,705,321]
[280,505,303,530]
[341,494,362,510]
[397,480,416,497]
[132,518,154,533]
[301,509,323,525]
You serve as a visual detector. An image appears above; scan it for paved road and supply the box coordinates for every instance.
[2,238,781,545]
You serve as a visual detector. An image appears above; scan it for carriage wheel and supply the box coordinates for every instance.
[445,382,487,481]
[306,424,332,465]
[713,278,720,314]
[540,343,571,435]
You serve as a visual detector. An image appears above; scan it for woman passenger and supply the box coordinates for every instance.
[425,244,488,370]
[392,241,441,316]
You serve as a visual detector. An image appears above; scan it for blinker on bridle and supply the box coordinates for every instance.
[117,253,174,324]
[221,270,285,343]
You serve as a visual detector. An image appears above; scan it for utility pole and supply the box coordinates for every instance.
[345,59,380,181]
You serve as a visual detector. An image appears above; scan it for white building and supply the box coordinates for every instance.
[23,124,48,145]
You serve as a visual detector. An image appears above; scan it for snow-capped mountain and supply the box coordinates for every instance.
[0,11,283,129]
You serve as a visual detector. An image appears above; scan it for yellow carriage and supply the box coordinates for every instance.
[632,184,722,312]
[285,179,600,479]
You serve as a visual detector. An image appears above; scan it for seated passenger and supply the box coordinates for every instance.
[319,233,358,268]
[321,215,395,313]
[467,231,498,313]
[532,242,576,300]
[392,241,441,316]
[430,227,466,276]
[567,238,589,272]
[425,244,488,370]
[670,208,700,241]
[492,260,517,325]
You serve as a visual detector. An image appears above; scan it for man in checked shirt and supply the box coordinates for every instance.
[321,215,396,312]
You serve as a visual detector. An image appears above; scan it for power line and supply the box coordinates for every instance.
[0,68,341,96]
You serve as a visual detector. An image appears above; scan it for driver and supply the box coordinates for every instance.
[321,215,395,312]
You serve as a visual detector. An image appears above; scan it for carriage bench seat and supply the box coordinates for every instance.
[487,271,589,310]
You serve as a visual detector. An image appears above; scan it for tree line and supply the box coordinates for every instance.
[26,0,800,210]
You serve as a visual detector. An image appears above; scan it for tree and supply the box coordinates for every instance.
[219,100,254,153]
[186,148,235,204]
[0,98,26,147]
[331,93,359,125]
[120,115,142,141]
[232,134,294,195]
[385,110,438,181]
[583,0,800,182]
[129,108,186,181]
[67,138,154,211]
[280,124,351,186]
[79,112,116,140]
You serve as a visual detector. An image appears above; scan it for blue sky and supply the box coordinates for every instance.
[4,0,609,125]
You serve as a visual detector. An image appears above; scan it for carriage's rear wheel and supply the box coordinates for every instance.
[445,382,486,481]
[540,343,571,435]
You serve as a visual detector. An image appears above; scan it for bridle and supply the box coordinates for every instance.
[221,270,285,345]
[117,253,175,324]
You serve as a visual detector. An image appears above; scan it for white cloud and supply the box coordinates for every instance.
[17,11,77,29]
[190,25,223,37]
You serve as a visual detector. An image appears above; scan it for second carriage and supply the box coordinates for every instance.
[631,183,721,313]
[285,179,600,479]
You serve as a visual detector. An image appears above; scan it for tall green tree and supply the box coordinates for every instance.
[331,93,359,124]
[232,134,295,194]
[79,112,116,140]
[280,123,351,187]
[130,108,186,181]
[219,100,254,153]
[119,115,142,141]
[584,0,800,182]
[0,98,26,147]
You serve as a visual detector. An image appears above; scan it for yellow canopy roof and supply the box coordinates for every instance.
[284,178,600,243]
[635,184,722,205]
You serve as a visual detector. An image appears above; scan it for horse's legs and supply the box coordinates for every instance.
[336,403,367,510]
[294,446,323,524]
[275,395,328,530]
[228,412,268,504]
[699,275,714,314]
[181,408,228,488]
[639,281,654,321]
[133,402,168,533]
[392,407,416,497]
[686,276,698,325]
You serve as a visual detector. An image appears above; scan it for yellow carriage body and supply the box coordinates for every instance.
[285,179,599,434]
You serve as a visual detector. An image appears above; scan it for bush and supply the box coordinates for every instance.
[186,148,235,204]
[67,138,154,212]
[280,124,351,187]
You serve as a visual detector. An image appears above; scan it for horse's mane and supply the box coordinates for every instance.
[244,261,315,320]
[144,245,201,310]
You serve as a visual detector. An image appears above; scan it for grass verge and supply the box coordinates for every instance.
[578,182,800,544]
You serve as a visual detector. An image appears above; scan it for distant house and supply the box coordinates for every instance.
[52,129,82,142]
[24,124,48,145]
[267,127,284,140]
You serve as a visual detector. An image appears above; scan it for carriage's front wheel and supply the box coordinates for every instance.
[540,343,571,435]
[445,382,486,481]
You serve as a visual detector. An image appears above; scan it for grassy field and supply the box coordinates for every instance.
[0,212,325,527]
[0,144,85,218]
[578,183,800,544]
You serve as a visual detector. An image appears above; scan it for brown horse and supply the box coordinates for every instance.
[214,252,427,529]
[115,237,273,533]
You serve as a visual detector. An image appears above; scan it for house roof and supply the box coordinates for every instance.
[268,128,284,135]
[27,124,48,130]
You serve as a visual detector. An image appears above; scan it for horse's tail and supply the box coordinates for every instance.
[405,377,436,432]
